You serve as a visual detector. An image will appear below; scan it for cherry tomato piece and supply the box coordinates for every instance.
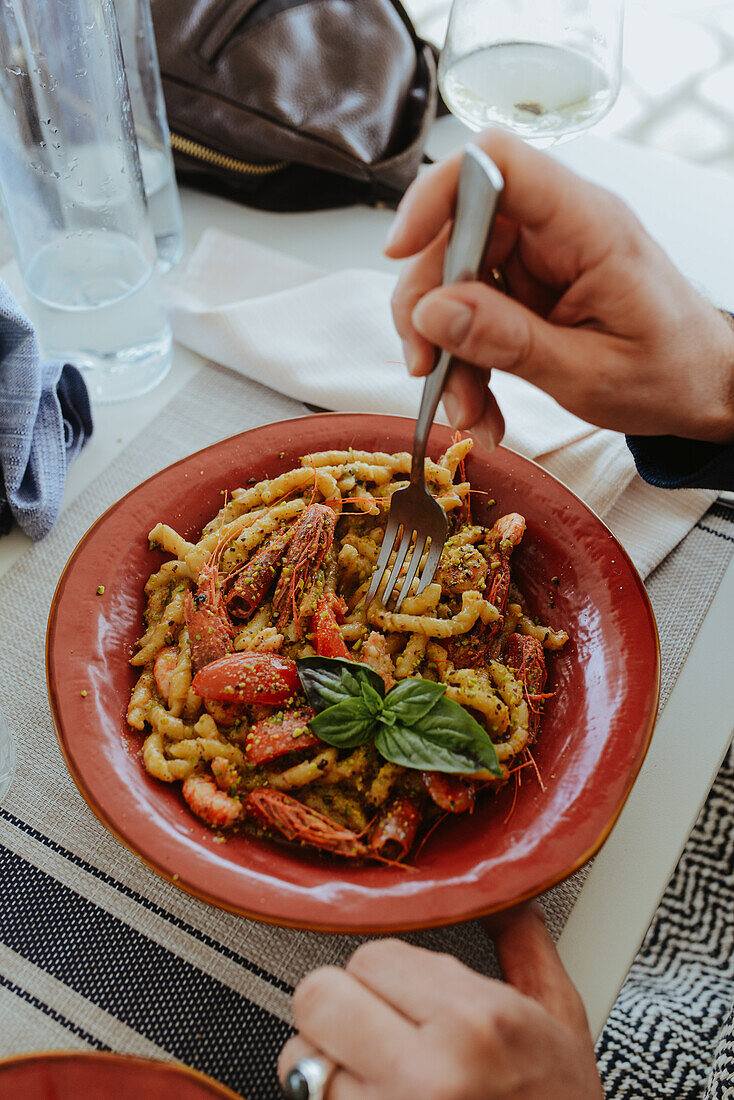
[192,652,299,705]
[312,598,349,659]
[245,707,319,765]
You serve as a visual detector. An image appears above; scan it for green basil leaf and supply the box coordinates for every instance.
[308,698,377,748]
[382,678,446,724]
[374,696,502,776]
[297,656,385,713]
[360,680,384,717]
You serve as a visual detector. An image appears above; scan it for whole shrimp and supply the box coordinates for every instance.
[244,789,368,858]
[448,512,526,669]
[272,503,337,630]
[227,523,293,620]
[227,504,337,633]
[506,633,548,737]
[369,796,421,861]
[185,541,235,675]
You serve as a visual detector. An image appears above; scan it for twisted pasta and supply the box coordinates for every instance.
[127,438,568,863]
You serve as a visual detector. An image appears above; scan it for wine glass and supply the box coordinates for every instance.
[438,0,624,147]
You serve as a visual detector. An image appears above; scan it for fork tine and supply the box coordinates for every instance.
[413,537,444,597]
[382,528,413,607]
[394,534,428,612]
[365,516,401,606]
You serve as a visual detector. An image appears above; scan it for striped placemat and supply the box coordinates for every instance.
[0,362,731,1099]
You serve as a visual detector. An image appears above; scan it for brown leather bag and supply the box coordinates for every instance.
[150,0,438,210]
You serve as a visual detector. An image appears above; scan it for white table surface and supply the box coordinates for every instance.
[2,125,733,1039]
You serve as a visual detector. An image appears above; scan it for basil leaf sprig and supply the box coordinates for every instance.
[296,656,502,777]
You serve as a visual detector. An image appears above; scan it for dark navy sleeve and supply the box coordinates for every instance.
[626,435,734,491]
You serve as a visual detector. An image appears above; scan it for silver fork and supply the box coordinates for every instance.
[365,144,504,612]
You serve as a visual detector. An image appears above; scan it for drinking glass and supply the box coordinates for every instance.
[0,703,16,807]
[115,0,184,271]
[0,0,172,403]
[438,0,624,146]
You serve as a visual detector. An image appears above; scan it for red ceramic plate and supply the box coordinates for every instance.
[47,413,659,933]
[0,1051,241,1098]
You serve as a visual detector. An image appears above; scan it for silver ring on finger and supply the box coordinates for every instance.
[281,1055,334,1100]
[489,266,508,294]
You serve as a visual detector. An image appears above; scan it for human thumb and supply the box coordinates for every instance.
[481,902,591,1035]
[412,283,577,387]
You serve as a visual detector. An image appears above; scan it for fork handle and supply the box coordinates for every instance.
[410,145,504,483]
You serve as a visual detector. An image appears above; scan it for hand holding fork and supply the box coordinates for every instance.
[365,145,504,611]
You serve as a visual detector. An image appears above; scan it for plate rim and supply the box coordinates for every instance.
[46,411,661,933]
[0,1049,243,1097]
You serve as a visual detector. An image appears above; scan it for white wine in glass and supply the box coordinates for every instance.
[438,0,623,145]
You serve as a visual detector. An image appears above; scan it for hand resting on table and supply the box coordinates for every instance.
[279,903,603,1100]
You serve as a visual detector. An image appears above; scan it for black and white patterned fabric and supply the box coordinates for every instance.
[707,1002,734,1099]
[598,744,734,1099]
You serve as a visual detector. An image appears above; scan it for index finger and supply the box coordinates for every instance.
[385,129,627,276]
[291,964,416,1082]
[345,937,507,1024]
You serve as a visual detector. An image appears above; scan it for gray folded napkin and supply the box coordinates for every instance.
[0,280,92,539]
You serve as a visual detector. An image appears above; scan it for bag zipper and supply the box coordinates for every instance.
[170,132,287,176]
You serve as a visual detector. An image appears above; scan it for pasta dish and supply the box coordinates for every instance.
[126,439,568,864]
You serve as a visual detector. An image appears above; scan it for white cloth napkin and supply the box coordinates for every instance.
[168,228,716,579]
